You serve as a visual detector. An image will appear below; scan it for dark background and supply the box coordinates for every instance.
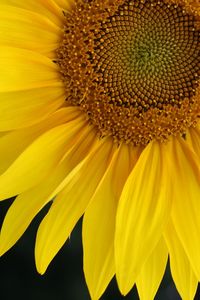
[0,199,199,300]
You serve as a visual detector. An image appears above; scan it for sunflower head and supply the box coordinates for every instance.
[0,1,200,300]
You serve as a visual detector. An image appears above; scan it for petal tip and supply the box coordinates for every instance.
[116,273,134,296]
[35,260,47,276]
[35,247,49,276]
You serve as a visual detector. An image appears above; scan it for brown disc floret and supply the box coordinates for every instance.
[57,0,200,146]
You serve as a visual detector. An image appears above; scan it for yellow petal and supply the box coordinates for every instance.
[0,125,95,255]
[169,138,200,279]
[0,117,84,199]
[35,138,115,275]
[0,164,67,256]
[54,0,73,10]
[136,238,168,300]
[0,87,65,131]
[83,144,137,300]
[0,107,81,175]
[0,5,60,57]
[165,220,198,300]
[0,0,64,26]
[115,141,172,295]
[187,127,200,160]
[0,47,62,92]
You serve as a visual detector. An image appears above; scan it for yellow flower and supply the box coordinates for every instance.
[0,0,200,299]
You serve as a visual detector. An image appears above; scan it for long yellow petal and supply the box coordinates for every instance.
[165,220,198,300]
[83,144,137,300]
[0,5,60,57]
[169,138,200,278]
[0,118,84,199]
[0,0,65,26]
[0,162,70,256]
[0,107,81,175]
[136,238,168,300]
[115,141,171,295]
[0,125,95,255]
[0,87,65,131]
[0,47,62,92]
[35,138,115,275]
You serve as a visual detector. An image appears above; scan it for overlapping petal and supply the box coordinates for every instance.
[0,116,85,199]
[165,220,198,300]
[0,107,81,175]
[115,141,172,295]
[83,144,139,300]
[0,124,96,256]
[0,47,62,92]
[0,87,65,131]
[136,238,168,300]
[35,138,115,275]
[0,0,66,26]
[0,5,61,57]
[169,138,200,279]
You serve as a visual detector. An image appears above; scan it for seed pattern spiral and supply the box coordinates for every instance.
[92,0,200,111]
[57,0,200,146]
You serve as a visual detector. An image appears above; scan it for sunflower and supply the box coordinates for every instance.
[0,0,200,299]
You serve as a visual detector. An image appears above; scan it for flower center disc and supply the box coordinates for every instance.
[57,0,200,146]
